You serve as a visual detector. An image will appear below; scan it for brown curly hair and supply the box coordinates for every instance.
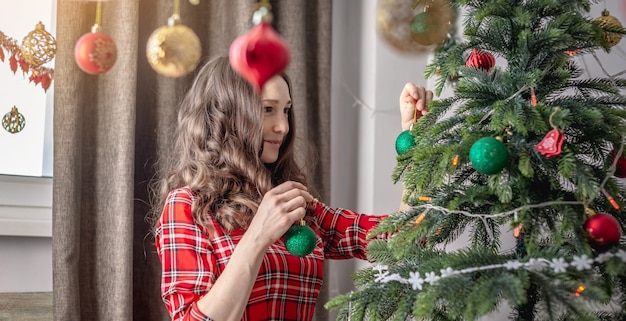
[149,55,310,233]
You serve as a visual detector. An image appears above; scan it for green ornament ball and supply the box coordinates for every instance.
[395,130,416,155]
[469,137,509,175]
[284,224,317,257]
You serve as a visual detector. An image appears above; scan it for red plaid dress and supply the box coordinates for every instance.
[155,187,386,321]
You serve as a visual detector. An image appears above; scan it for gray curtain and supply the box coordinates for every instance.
[52,0,332,320]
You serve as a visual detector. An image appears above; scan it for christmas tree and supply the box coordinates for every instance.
[326,0,626,320]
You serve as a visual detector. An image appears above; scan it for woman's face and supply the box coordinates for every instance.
[260,75,291,164]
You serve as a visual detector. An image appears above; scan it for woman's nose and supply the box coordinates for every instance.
[273,115,288,133]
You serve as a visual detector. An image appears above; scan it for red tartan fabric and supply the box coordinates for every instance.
[155,187,386,321]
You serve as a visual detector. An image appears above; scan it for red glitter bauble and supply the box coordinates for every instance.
[465,48,495,72]
[74,30,117,75]
[584,213,622,251]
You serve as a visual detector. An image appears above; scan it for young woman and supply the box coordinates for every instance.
[151,55,431,321]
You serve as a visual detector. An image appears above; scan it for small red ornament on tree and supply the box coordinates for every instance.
[610,150,626,178]
[229,6,290,92]
[535,108,565,158]
[465,48,495,71]
[584,212,622,251]
[535,128,564,158]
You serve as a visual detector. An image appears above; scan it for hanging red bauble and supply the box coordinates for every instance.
[465,48,495,72]
[74,25,117,75]
[584,212,622,251]
[229,21,290,91]
[611,150,626,178]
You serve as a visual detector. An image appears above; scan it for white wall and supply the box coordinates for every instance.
[0,175,52,292]
[329,0,429,299]
[0,0,55,177]
[0,0,55,293]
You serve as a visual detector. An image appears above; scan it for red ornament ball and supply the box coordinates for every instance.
[584,213,622,251]
[229,22,290,91]
[612,151,626,178]
[74,30,117,75]
[465,48,495,72]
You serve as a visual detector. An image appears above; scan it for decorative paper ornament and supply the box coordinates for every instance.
[284,220,317,257]
[395,129,416,155]
[535,128,564,158]
[594,9,623,48]
[469,136,509,175]
[0,29,54,91]
[74,25,117,75]
[20,21,56,66]
[465,48,495,72]
[584,212,622,251]
[2,106,25,134]
[146,15,202,78]
[229,7,290,92]
[409,0,453,46]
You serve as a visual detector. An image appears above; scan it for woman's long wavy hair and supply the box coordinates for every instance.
[149,55,310,233]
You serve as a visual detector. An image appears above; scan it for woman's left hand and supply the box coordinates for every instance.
[399,82,433,131]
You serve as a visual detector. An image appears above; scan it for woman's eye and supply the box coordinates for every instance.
[263,106,273,113]
[283,108,291,114]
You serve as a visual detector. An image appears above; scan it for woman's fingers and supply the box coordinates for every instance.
[400,82,433,130]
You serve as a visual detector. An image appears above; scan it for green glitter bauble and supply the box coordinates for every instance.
[395,130,416,155]
[469,137,509,175]
[284,225,317,257]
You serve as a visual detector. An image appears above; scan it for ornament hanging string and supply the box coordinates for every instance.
[95,1,102,27]
[548,107,559,129]
[169,0,182,23]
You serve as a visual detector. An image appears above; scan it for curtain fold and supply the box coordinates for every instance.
[53,0,332,320]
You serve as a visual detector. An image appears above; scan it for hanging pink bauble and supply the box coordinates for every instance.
[74,27,117,75]
[584,212,622,251]
[465,48,495,72]
[229,22,290,91]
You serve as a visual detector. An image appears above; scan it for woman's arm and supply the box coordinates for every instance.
[398,82,432,212]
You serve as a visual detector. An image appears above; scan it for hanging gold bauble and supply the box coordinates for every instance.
[409,0,453,46]
[2,106,26,134]
[146,15,202,77]
[377,0,430,53]
[594,9,623,48]
[20,21,57,66]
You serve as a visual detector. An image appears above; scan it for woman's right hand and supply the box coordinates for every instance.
[248,181,313,248]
